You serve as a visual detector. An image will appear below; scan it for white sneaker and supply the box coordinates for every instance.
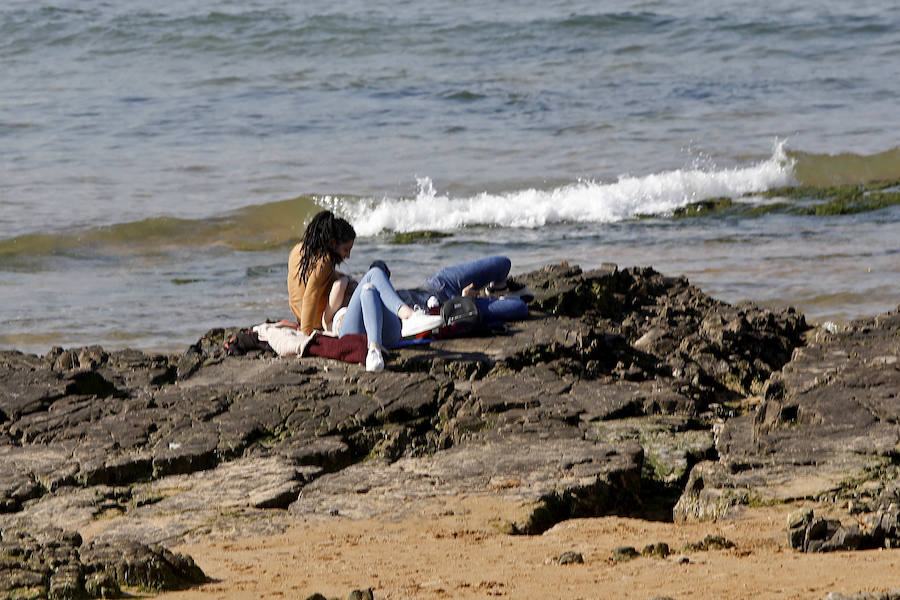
[401,310,445,337]
[486,280,534,303]
[365,345,384,372]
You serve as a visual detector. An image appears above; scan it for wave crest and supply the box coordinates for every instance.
[336,141,795,235]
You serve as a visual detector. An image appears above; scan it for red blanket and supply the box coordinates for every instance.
[306,333,368,364]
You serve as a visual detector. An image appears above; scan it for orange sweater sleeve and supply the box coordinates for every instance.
[300,258,333,335]
[287,243,335,335]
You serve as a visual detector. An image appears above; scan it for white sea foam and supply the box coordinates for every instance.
[336,141,796,236]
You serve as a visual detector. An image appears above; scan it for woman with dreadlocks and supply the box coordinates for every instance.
[288,210,357,334]
[287,210,442,372]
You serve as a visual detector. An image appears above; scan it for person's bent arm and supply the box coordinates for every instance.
[323,275,350,329]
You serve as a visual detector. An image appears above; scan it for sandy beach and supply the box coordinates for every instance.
[164,496,900,600]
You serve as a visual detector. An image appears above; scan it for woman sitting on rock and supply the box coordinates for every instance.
[287,210,441,372]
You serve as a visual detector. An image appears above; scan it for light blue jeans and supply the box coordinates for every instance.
[339,267,407,348]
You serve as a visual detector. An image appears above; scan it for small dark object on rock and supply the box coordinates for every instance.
[305,594,328,600]
[612,546,640,562]
[676,555,690,564]
[349,589,374,600]
[557,551,584,565]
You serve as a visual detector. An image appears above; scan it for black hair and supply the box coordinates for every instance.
[297,210,356,284]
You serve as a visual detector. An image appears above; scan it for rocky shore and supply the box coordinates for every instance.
[2,262,898,599]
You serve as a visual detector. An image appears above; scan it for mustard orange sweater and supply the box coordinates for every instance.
[287,243,336,335]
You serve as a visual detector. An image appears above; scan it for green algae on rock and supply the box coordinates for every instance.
[672,197,735,218]
[389,230,453,244]
[667,179,900,221]
[760,179,900,215]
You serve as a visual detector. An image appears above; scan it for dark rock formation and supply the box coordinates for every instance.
[676,305,900,526]
[788,506,900,552]
[3,260,893,571]
[0,524,205,599]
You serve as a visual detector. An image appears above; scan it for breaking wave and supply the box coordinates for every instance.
[334,141,796,235]
[10,142,900,265]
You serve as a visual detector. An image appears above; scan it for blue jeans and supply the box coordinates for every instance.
[424,255,511,301]
[424,255,526,324]
[339,267,407,348]
[476,296,529,323]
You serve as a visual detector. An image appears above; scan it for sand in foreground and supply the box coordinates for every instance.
[161,496,900,600]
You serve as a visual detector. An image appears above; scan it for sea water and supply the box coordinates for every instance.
[1,0,898,354]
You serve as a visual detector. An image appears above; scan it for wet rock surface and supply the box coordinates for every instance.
[1,262,897,594]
